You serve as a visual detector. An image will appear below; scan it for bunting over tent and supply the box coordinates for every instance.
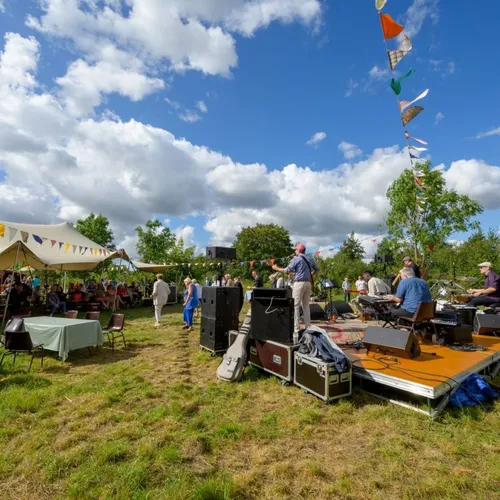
[0,221,121,271]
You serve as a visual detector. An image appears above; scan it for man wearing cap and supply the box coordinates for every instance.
[272,244,319,334]
[402,256,421,279]
[466,262,500,307]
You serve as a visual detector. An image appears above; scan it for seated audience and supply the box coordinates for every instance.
[47,286,67,316]
[387,267,432,318]
[467,262,500,307]
[106,284,124,311]
[32,285,42,306]
[117,283,132,307]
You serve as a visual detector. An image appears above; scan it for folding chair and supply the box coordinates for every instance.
[395,301,437,339]
[65,310,78,319]
[102,314,125,350]
[84,311,100,321]
[0,325,44,371]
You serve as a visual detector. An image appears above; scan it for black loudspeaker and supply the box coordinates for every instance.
[474,314,500,335]
[251,297,294,343]
[328,301,354,316]
[167,285,177,304]
[205,247,236,260]
[200,287,240,352]
[309,303,326,321]
[363,326,421,359]
[252,287,292,300]
[436,325,473,344]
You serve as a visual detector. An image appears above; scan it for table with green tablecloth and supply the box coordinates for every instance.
[23,317,104,361]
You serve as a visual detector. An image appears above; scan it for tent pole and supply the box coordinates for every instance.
[113,252,123,311]
[1,241,21,329]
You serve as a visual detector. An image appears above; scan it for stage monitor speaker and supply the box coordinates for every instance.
[205,246,236,260]
[363,326,421,359]
[328,301,354,316]
[474,314,500,335]
[309,303,326,321]
[251,297,294,343]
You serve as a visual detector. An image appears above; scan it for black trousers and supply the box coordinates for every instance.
[390,308,414,319]
[467,296,500,307]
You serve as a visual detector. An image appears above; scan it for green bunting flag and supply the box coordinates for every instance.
[390,69,413,95]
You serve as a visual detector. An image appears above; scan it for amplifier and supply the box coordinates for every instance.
[252,287,291,300]
[251,297,294,343]
[363,326,421,359]
[435,325,473,344]
[205,246,236,260]
[474,314,500,335]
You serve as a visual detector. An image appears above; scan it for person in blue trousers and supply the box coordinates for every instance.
[182,278,199,331]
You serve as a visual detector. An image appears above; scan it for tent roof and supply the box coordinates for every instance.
[0,241,47,271]
[0,221,113,271]
[131,261,174,273]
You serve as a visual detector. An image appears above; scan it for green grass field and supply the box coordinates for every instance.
[1,306,499,500]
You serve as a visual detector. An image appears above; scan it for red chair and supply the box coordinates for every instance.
[65,310,78,319]
[102,314,125,350]
[85,311,100,321]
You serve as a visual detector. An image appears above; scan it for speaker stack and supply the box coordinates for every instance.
[200,286,240,354]
[251,287,294,343]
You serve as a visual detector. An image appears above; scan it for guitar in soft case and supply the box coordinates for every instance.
[216,310,252,382]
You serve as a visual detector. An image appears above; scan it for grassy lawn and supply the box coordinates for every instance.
[1,306,499,500]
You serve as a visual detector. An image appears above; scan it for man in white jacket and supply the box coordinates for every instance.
[152,274,170,327]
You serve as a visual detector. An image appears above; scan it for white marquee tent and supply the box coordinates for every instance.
[0,221,117,271]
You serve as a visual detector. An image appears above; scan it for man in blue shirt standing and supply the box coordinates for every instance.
[387,267,432,318]
[272,244,319,335]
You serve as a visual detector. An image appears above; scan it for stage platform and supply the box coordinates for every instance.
[314,319,500,418]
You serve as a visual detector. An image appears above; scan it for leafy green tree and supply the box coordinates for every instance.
[339,231,365,261]
[76,213,114,248]
[386,160,482,266]
[233,224,294,262]
[135,220,176,264]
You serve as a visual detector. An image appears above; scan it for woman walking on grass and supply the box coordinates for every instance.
[182,278,199,331]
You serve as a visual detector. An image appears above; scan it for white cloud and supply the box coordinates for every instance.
[165,97,181,110]
[338,141,362,160]
[435,112,444,125]
[174,225,196,247]
[179,110,202,123]
[444,159,500,210]
[306,131,327,147]
[476,126,500,139]
[196,100,208,113]
[0,32,39,90]
[345,79,359,97]
[368,65,389,81]
[0,1,5,13]
[404,0,439,38]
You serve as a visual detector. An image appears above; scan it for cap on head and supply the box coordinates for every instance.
[402,256,411,263]
[478,262,492,268]
[295,244,306,253]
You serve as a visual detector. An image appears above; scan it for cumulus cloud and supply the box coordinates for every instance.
[403,0,439,38]
[368,65,389,81]
[338,141,362,160]
[196,100,208,113]
[306,131,327,147]
[179,110,202,123]
[476,126,500,139]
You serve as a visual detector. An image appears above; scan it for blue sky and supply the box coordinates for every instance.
[0,0,499,259]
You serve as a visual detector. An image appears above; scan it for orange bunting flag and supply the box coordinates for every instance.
[0,224,4,238]
[375,0,388,10]
[380,13,403,40]
[65,243,71,253]
[401,106,424,126]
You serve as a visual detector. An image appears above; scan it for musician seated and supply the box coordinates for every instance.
[466,262,500,308]
[350,272,391,315]
[387,267,432,318]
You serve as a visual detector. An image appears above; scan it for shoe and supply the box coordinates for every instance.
[182,325,189,329]
[154,322,161,327]
[187,326,193,332]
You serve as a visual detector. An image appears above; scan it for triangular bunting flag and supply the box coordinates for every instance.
[59,242,64,250]
[21,231,29,243]
[9,227,17,241]
[405,131,428,145]
[390,68,413,95]
[375,0,388,10]
[380,13,403,40]
[402,105,424,126]
[72,245,77,254]
[0,224,4,238]
[51,240,57,247]
[84,247,88,254]
[414,176,425,187]
[32,234,43,245]
[42,237,47,243]
[65,243,71,253]
[99,249,102,256]
[79,246,83,254]
[387,35,412,70]
[409,145,428,152]
[410,152,420,160]
[399,89,429,113]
